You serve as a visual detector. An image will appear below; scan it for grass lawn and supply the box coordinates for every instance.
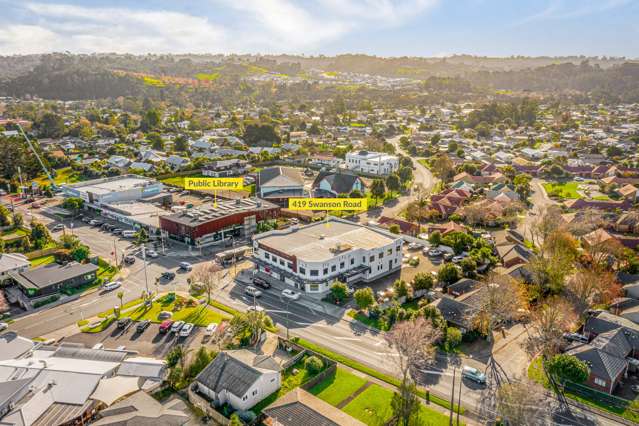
[81,317,115,333]
[121,299,229,326]
[34,167,81,186]
[348,310,388,331]
[309,367,368,406]
[98,297,144,318]
[343,384,451,426]
[1,228,27,237]
[30,255,56,267]
[252,356,324,414]
[542,181,582,199]
[528,357,639,423]
[292,337,460,413]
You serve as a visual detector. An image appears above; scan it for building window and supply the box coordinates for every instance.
[369,255,374,262]
[323,268,328,275]
[287,262,293,270]
[279,259,285,266]
[310,283,319,292]
[350,258,354,265]
[594,377,606,387]
[331,265,336,272]
[252,390,258,396]
[396,245,401,252]
[387,249,392,255]
[378,252,383,259]
[340,262,345,269]
[242,395,247,401]
[310,270,319,276]
[265,253,270,260]
[299,267,306,275]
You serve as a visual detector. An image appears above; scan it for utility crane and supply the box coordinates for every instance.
[15,123,56,190]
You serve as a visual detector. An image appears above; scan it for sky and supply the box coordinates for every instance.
[0,0,637,57]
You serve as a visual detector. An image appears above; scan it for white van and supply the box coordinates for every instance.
[121,230,136,238]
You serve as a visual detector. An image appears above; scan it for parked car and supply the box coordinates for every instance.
[461,366,486,385]
[281,289,300,300]
[146,249,159,258]
[158,311,173,320]
[52,223,64,231]
[443,253,454,262]
[428,248,442,257]
[631,385,639,393]
[92,343,104,350]
[89,219,99,226]
[452,255,466,263]
[253,277,271,289]
[124,255,136,265]
[159,319,174,333]
[112,228,123,235]
[102,281,121,291]
[81,216,91,223]
[170,321,185,333]
[205,323,218,336]
[245,286,263,298]
[179,323,194,337]
[121,230,136,238]
[247,306,265,313]
[161,272,176,280]
[136,320,151,333]
[407,242,424,251]
[0,322,8,332]
[179,262,193,271]
[117,317,132,329]
[562,332,589,343]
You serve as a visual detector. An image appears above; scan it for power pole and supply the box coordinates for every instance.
[449,367,456,426]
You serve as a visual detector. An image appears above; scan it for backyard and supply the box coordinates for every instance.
[309,367,451,426]
[34,167,82,186]
[542,181,582,199]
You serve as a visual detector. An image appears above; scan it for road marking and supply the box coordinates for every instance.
[375,352,400,356]
[374,340,385,347]
[334,337,360,341]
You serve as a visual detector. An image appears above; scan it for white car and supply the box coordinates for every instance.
[179,262,192,271]
[281,289,300,300]
[102,281,121,291]
[245,286,262,298]
[205,323,218,336]
[146,250,158,258]
[179,323,194,337]
[247,306,265,313]
[452,255,466,264]
[0,322,8,332]
[52,224,64,231]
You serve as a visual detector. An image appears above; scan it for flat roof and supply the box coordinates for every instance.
[14,262,98,290]
[163,197,278,227]
[65,175,158,195]
[255,217,399,262]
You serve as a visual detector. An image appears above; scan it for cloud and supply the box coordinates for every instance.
[0,1,438,54]
[0,2,227,54]
[515,0,631,26]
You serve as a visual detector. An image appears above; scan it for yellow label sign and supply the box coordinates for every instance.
[184,177,244,191]
[288,198,367,211]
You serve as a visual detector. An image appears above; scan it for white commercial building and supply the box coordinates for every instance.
[62,174,164,206]
[345,150,399,176]
[252,217,403,293]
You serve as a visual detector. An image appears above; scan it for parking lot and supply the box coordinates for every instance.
[64,319,209,358]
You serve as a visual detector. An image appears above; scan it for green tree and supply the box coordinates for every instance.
[71,245,90,262]
[460,257,477,276]
[438,263,460,286]
[391,380,421,426]
[513,174,532,200]
[389,224,401,234]
[428,231,442,246]
[147,132,164,151]
[186,346,215,379]
[546,354,589,384]
[386,174,401,194]
[116,291,124,311]
[30,221,51,249]
[0,204,11,226]
[35,112,65,138]
[393,279,410,299]
[140,109,161,132]
[349,189,364,198]
[174,134,189,152]
[229,414,243,426]
[370,179,386,204]
[398,166,413,185]
[136,228,149,245]
[62,197,84,215]
[329,281,349,304]
[354,287,375,311]
[304,355,324,374]
[412,273,434,291]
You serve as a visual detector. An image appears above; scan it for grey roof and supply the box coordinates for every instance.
[53,346,128,363]
[195,352,261,398]
[430,296,475,328]
[567,343,628,382]
[161,198,278,227]
[0,377,31,405]
[0,333,34,361]
[258,167,304,187]
[584,312,639,351]
[13,262,98,290]
[590,328,632,359]
[447,279,480,296]
[93,391,189,426]
[312,172,364,195]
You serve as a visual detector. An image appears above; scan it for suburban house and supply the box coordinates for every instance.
[426,221,468,236]
[0,253,30,283]
[10,262,98,299]
[263,388,365,426]
[566,311,639,394]
[312,171,366,197]
[202,159,250,177]
[429,296,477,334]
[193,350,281,411]
[345,151,399,176]
[565,198,633,211]
[614,212,639,234]
[257,167,306,204]
[166,155,190,170]
[429,189,471,218]
[309,154,342,168]
[496,244,534,268]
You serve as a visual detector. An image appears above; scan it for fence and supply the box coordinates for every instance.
[562,381,639,426]
[24,247,61,260]
[301,363,337,391]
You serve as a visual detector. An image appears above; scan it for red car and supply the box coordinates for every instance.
[159,319,174,333]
